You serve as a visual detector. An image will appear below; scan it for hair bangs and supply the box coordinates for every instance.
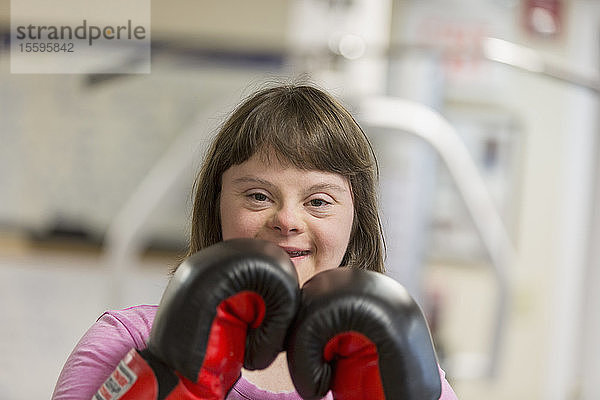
[229,91,370,177]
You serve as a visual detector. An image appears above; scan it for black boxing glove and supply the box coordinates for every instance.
[94,238,300,400]
[286,267,441,400]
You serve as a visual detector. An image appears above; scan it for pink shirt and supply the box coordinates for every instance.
[52,305,457,399]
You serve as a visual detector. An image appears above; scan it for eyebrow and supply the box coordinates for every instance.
[231,176,348,195]
[232,176,274,188]
[306,182,348,195]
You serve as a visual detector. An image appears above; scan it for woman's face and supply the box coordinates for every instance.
[219,151,355,286]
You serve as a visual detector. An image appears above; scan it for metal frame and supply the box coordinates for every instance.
[360,97,515,378]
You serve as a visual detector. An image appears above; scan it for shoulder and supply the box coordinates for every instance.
[438,366,459,400]
[52,305,158,400]
[96,305,158,349]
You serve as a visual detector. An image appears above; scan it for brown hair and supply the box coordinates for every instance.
[185,84,385,272]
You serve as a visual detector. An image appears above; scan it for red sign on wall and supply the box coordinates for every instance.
[523,0,563,38]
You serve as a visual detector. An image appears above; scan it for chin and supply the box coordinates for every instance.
[296,268,315,287]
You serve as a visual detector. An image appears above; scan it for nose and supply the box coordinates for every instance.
[269,204,304,235]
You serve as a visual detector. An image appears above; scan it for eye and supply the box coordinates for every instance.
[249,192,269,202]
[308,198,330,207]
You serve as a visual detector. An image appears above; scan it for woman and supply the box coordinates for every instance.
[52,84,457,399]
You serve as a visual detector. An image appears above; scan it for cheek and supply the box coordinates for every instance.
[220,203,263,240]
[336,220,354,261]
[318,212,354,268]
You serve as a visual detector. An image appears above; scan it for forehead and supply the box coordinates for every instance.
[223,150,351,191]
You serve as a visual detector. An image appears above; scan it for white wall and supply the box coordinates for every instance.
[0,250,168,399]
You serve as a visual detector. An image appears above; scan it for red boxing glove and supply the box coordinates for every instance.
[286,267,441,400]
[94,238,300,400]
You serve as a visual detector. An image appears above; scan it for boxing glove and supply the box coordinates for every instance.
[94,238,300,400]
[286,267,441,400]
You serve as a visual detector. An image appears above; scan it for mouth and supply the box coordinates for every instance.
[279,247,311,260]
[287,250,310,258]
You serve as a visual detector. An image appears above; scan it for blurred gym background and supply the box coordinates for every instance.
[1,0,599,398]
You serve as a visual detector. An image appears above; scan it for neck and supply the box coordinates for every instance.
[241,352,296,393]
